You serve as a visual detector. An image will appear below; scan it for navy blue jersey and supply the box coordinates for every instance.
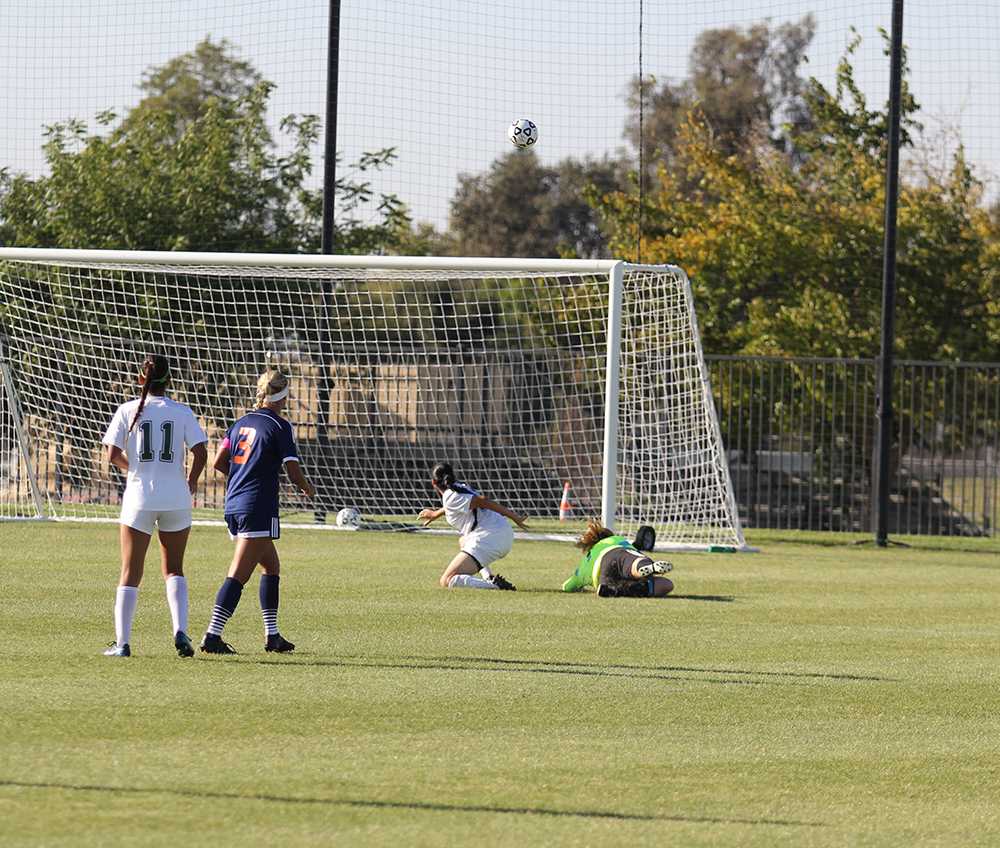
[222,408,298,516]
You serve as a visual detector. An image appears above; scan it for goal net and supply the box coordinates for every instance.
[0,248,746,550]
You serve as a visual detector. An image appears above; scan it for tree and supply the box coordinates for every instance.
[597,32,999,363]
[448,150,624,258]
[0,38,408,254]
[625,16,815,174]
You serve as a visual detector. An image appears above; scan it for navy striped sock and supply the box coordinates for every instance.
[206,577,243,636]
[260,574,279,636]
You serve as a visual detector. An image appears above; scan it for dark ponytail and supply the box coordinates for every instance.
[129,354,170,434]
[432,462,456,490]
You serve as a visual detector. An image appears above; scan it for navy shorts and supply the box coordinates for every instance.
[225,512,280,540]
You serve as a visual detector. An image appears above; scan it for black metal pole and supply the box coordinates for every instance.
[315,0,341,522]
[875,0,905,547]
[321,0,341,254]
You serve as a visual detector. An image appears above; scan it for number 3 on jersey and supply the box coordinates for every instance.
[232,426,257,465]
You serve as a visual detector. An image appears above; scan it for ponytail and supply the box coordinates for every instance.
[576,517,615,553]
[129,354,170,434]
[431,462,456,490]
[255,369,289,409]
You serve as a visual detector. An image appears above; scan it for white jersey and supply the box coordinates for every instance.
[102,396,208,512]
[441,482,508,538]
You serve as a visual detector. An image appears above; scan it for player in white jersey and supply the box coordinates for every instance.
[100,354,208,657]
[418,462,528,590]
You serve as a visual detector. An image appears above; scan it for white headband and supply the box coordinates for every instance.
[266,386,289,403]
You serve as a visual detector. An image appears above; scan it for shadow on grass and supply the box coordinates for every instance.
[400,655,894,683]
[242,655,870,686]
[665,593,735,602]
[0,779,824,828]
[517,591,736,602]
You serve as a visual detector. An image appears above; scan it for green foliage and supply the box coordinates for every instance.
[0,38,408,254]
[625,16,816,172]
[449,150,624,258]
[600,33,999,362]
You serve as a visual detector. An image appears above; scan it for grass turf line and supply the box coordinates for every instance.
[0,523,998,847]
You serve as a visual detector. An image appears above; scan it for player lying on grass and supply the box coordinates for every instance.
[101,354,208,658]
[562,518,674,597]
[200,369,316,655]
[418,462,528,590]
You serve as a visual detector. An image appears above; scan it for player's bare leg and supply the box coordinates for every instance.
[159,527,193,656]
[252,541,293,653]
[440,551,508,589]
[105,525,152,656]
[203,538,293,654]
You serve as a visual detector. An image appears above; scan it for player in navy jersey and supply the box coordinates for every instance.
[418,462,528,590]
[101,354,208,658]
[200,369,316,655]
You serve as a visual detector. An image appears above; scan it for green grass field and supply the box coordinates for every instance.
[1,524,998,847]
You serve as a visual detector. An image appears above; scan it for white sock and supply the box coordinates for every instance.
[448,574,498,590]
[114,585,139,646]
[165,575,188,635]
[478,565,494,580]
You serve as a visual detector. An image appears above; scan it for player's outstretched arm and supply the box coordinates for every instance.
[471,495,530,530]
[418,507,445,527]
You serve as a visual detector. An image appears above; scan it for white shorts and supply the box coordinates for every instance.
[120,506,192,535]
[460,524,514,569]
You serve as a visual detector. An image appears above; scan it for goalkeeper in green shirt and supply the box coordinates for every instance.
[562,519,674,597]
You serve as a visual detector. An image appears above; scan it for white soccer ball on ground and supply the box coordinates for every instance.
[336,507,361,529]
[508,118,538,148]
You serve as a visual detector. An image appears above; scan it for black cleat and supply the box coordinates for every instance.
[103,641,131,657]
[200,633,238,655]
[622,581,652,597]
[174,631,195,657]
[265,633,296,653]
[598,583,649,598]
[490,573,517,591]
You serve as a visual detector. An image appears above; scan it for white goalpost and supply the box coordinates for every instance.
[0,247,747,551]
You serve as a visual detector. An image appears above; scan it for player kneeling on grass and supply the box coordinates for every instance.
[101,354,208,658]
[418,462,527,590]
[200,369,316,655]
[562,518,673,598]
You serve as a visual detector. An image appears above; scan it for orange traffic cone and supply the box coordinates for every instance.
[559,481,572,521]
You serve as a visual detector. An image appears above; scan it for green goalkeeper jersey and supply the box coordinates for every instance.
[561,535,635,591]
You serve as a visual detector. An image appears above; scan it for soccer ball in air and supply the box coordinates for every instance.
[336,507,361,529]
[508,118,538,148]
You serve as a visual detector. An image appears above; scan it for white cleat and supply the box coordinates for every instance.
[637,560,672,577]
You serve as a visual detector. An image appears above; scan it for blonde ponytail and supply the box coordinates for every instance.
[255,369,289,408]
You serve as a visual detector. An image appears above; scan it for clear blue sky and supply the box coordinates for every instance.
[2,0,998,230]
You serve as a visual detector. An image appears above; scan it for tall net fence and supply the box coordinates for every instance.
[710,357,1000,536]
[2,2,998,254]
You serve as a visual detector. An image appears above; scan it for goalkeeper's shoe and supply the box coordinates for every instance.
[598,582,650,598]
[265,633,296,653]
[103,641,131,657]
[174,631,195,658]
[490,573,517,591]
[636,560,672,577]
[200,634,238,655]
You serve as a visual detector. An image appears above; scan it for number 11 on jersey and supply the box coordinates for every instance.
[138,420,175,462]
